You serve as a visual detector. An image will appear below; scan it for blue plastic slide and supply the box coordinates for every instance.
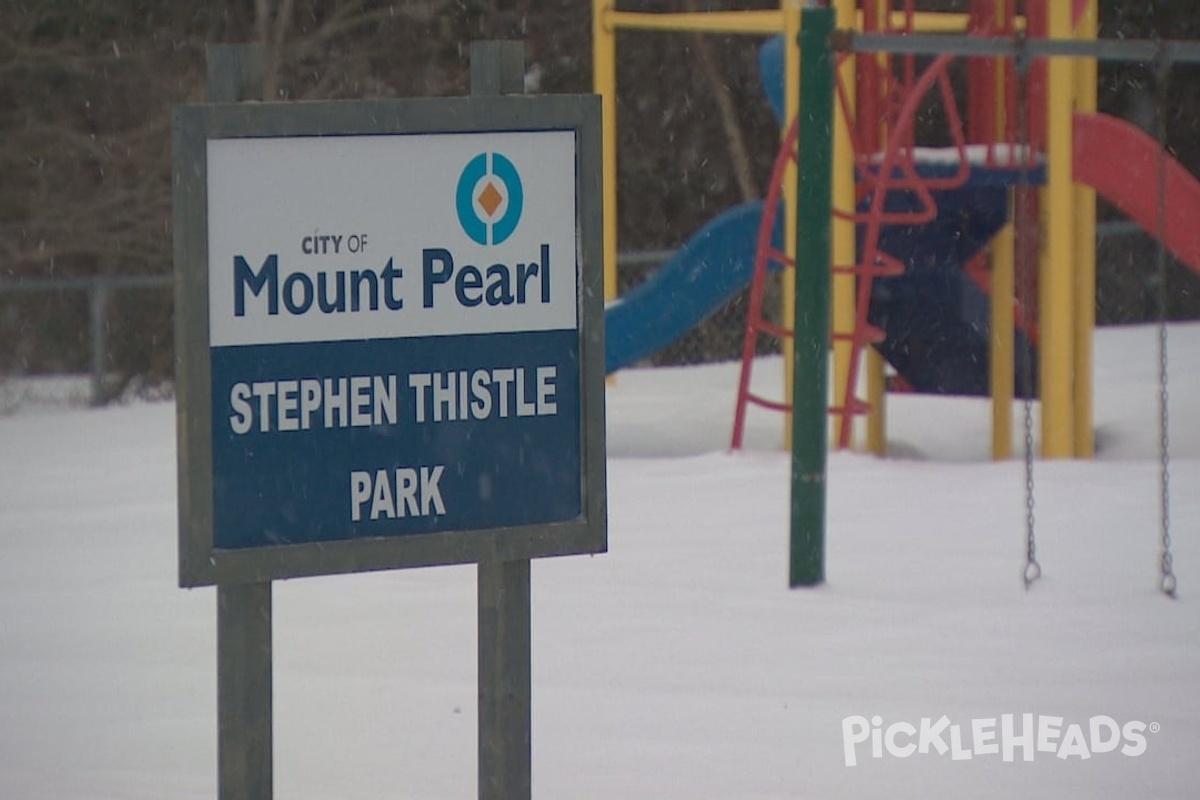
[605,201,782,373]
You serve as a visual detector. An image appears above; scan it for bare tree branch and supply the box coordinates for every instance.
[684,0,759,203]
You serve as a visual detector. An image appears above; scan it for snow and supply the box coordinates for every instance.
[2,322,1199,799]
[869,143,1043,168]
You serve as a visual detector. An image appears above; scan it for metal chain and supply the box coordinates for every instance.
[1154,51,1177,598]
[1158,298,1175,597]
[1015,41,1040,590]
[1023,386,1039,588]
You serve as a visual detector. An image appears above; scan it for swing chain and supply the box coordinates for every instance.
[1023,402,1040,588]
[1154,49,1177,598]
[1158,327,1176,598]
[1014,44,1039,590]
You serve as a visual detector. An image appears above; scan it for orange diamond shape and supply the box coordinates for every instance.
[477,181,503,218]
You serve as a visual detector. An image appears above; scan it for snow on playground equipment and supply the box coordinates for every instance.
[735,23,1044,453]
[597,1,1200,459]
[732,1,1200,463]
[751,1,1197,594]
[594,4,967,378]
[596,2,1197,593]
[593,2,1056,455]
[594,2,992,382]
[736,1,1059,456]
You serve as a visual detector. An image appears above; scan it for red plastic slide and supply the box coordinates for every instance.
[1073,111,1200,274]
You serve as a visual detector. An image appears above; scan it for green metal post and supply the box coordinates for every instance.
[790,7,834,588]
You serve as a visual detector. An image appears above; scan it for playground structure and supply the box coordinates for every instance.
[595,1,1200,461]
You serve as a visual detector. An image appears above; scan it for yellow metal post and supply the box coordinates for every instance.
[592,2,618,307]
[859,0,887,455]
[865,349,886,452]
[782,0,801,446]
[831,0,857,449]
[990,0,1013,460]
[1073,0,1097,458]
[605,9,784,34]
[603,8,972,35]
[1039,0,1075,458]
[863,0,892,455]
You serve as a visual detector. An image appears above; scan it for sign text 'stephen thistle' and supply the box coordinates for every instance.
[205,131,581,550]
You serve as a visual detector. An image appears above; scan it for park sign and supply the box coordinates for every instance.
[174,95,606,587]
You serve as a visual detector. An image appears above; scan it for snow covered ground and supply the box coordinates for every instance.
[2,323,1198,799]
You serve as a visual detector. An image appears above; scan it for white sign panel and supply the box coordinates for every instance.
[206,131,577,347]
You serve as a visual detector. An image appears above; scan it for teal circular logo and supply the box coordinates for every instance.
[455,152,524,246]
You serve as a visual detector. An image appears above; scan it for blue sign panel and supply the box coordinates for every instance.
[210,330,580,548]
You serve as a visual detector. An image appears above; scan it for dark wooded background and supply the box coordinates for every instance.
[2,1,1198,392]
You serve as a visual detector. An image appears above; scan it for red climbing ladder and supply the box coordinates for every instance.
[730,116,800,445]
[732,1,1013,450]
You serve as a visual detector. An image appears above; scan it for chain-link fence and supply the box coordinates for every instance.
[0,275,172,407]
[1,219,1196,409]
